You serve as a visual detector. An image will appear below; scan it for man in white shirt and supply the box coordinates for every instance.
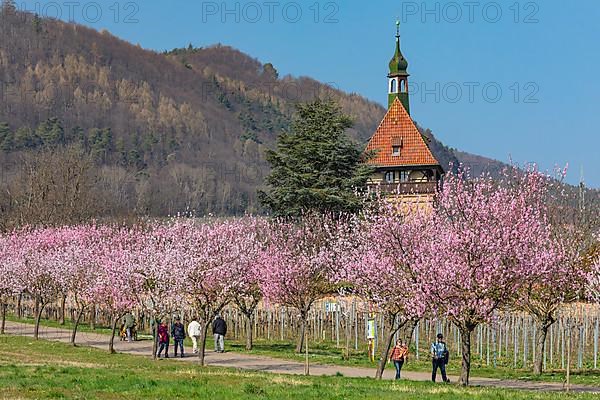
[187,317,201,354]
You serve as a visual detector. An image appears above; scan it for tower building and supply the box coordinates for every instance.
[365,22,443,204]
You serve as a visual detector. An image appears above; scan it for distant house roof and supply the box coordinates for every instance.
[365,98,440,168]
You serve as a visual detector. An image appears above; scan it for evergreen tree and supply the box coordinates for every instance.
[87,127,113,162]
[33,13,42,34]
[0,122,10,143]
[0,122,13,152]
[259,100,373,217]
[13,127,37,149]
[36,117,64,147]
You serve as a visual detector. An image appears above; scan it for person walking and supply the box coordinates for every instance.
[156,321,170,359]
[431,333,449,383]
[389,339,409,380]
[123,312,135,342]
[187,317,201,354]
[171,317,186,358]
[212,315,227,353]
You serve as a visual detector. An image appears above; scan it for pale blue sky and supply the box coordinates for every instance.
[17,0,600,187]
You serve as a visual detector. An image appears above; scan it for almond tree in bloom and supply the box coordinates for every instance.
[589,236,600,304]
[514,168,595,375]
[13,227,77,340]
[95,226,142,353]
[63,225,110,345]
[342,204,433,379]
[424,169,555,386]
[0,231,20,334]
[257,214,341,358]
[180,219,244,366]
[229,217,270,350]
[135,221,193,359]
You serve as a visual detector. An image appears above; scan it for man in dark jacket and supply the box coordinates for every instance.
[171,317,186,358]
[212,315,227,353]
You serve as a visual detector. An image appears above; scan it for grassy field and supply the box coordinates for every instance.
[226,338,600,386]
[0,335,597,400]
[8,316,600,387]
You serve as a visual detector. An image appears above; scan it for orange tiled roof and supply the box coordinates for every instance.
[365,98,440,167]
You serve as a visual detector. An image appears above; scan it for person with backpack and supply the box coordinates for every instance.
[156,320,170,359]
[389,339,409,380]
[171,317,186,358]
[212,315,227,353]
[431,333,450,383]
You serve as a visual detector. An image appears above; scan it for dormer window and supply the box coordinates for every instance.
[391,136,403,156]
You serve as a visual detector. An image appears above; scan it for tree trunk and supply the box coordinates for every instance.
[344,313,351,361]
[34,296,40,322]
[533,318,553,375]
[459,326,473,386]
[59,295,66,325]
[70,305,85,345]
[375,314,407,380]
[89,304,95,330]
[245,312,254,350]
[198,321,209,366]
[152,315,158,359]
[33,301,47,340]
[1,302,7,335]
[304,323,310,376]
[108,315,119,353]
[16,293,22,319]
[296,314,307,353]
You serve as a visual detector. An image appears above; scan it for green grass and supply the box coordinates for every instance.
[226,338,600,386]
[6,315,115,336]
[0,335,597,400]
[8,317,600,387]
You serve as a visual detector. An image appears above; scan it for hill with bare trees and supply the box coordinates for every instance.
[0,5,545,228]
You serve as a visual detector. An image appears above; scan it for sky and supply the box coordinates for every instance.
[16,0,600,187]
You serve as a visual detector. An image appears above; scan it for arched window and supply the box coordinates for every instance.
[390,79,397,93]
[400,79,406,93]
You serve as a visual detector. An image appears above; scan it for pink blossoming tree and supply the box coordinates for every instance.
[0,231,20,334]
[95,226,142,353]
[62,225,107,345]
[342,204,433,379]
[514,169,593,375]
[229,217,270,350]
[258,214,343,360]
[424,169,555,386]
[179,219,245,366]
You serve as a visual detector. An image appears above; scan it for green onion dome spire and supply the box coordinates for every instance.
[389,21,408,75]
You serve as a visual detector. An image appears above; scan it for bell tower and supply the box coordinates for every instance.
[388,21,410,114]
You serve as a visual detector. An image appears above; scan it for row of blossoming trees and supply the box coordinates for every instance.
[0,168,599,386]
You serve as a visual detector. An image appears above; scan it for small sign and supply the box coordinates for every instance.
[325,302,339,312]
[367,318,376,339]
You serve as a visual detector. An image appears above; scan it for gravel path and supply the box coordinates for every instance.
[3,321,599,393]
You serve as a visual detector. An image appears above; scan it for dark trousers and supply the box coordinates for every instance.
[173,339,184,356]
[432,358,447,382]
[157,342,169,357]
[393,360,404,380]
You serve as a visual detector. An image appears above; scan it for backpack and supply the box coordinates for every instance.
[442,343,449,365]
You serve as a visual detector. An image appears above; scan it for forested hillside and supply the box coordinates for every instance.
[2,5,584,228]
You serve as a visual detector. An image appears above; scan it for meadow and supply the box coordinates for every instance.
[0,335,597,400]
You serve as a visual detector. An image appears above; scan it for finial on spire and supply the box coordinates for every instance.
[396,20,400,37]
